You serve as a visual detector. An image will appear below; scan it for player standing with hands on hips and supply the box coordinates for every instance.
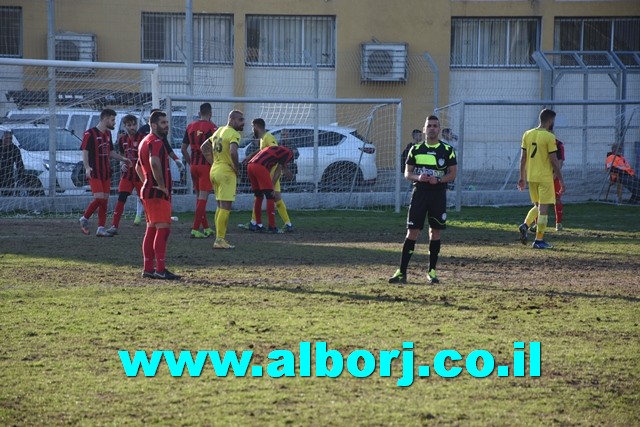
[517,109,565,249]
[389,115,457,285]
[137,111,180,280]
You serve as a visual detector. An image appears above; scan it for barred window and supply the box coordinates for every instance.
[555,17,640,66]
[246,15,335,67]
[141,12,233,64]
[0,6,22,57]
[451,18,540,68]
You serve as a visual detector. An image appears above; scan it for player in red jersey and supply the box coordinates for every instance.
[106,114,144,235]
[78,109,132,237]
[136,110,180,280]
[247,145,294,233]
[181,102,218,239]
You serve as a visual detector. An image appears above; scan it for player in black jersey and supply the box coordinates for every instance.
[389,115,457,284]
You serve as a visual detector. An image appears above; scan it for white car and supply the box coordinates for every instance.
[1,123,85,196]
[238,125,377,191]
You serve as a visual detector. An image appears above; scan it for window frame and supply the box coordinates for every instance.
[141,12,233,65]
[450,17,541,69]
[245,15,336,68]
[0,6,22,58]
[554,17,640,52]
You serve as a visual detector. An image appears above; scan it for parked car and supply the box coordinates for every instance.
[238,126,377,191]
[4,108,188,193]
[1,123,84,196]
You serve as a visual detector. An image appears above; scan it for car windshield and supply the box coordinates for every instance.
[11,128,81,151]
[7,113,68,128]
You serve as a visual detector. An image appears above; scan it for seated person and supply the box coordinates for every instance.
[606,143,640,204]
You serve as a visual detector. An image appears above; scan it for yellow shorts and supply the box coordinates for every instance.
[529,181,556,205]
[210,169,237,202]
[270,165,281,193]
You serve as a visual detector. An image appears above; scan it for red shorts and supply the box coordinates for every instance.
[89,178,111,194]
[248,163,273,191]
[191,164,213,192]
[554,177,562,198]
[118,178,142,195]
[142,198,172,224]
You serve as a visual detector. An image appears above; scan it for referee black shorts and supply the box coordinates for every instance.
[407,188,447,230]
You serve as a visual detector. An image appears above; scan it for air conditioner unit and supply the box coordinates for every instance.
[361,43,407,82]
[55,32,96,74]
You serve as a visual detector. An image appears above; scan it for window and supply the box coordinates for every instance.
[142,12,233,64]
[246,15,335,67]
[555,18,640,66]
[12,129,80,151]
[0,6,22,57]
[451,18,540,68]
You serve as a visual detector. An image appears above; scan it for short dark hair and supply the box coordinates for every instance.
[122,114,137,125]
[100,108,117,120]
[200,102,212,115]
[149,110,166,125]
[252,118,266,129]
[412,129,422,135]
[427,115,439,122]
[539,109,556,123]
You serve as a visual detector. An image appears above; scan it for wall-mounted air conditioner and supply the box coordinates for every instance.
[55,32,96,74]
[361,43,407,82]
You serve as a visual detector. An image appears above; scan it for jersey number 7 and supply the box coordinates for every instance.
[530,142,538,158]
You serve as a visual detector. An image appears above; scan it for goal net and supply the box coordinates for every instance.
[0,58,159,218]
[166,95,403,212]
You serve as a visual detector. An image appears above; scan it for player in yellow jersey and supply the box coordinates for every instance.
[517,109,565,249]
[201,110,245,249]
[240,118,294,232]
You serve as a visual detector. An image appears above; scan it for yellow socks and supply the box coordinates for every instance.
[216,208,230,239]
[276,200,291,225]
[525,206,539,226]
[536,214,548,240]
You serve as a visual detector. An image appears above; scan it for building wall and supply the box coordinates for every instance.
[1,0,637,166]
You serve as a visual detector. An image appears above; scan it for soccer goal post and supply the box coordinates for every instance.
[166,95,403,213]
[0,58,159,217]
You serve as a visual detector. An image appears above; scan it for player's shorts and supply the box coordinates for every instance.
[248,163,273,192]
[554,177,562,198]
[529,180,556,205]
[407,188,447,230]
[118,177,142,195]
[270,164,281,193]
[89,178,111,194]
[211,168,237,202]
[142,198,172,224]
[190,164,213,192]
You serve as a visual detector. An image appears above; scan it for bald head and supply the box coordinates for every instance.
[228,110,245,132]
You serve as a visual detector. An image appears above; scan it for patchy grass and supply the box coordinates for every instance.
[0,204,638,426]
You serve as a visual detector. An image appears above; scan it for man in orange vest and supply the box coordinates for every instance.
[606,143,640,204]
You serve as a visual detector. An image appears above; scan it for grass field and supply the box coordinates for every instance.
[1,203,639,426]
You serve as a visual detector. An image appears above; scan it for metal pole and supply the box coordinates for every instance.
[423,52,439,110]
[185,0,194,123]
[582,74,588,182]
[47,0,57,199]
[395,102,403,213]
[456,102,465,212]
[312,53,320,193]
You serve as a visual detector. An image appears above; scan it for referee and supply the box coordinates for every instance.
[389,115,457,285]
